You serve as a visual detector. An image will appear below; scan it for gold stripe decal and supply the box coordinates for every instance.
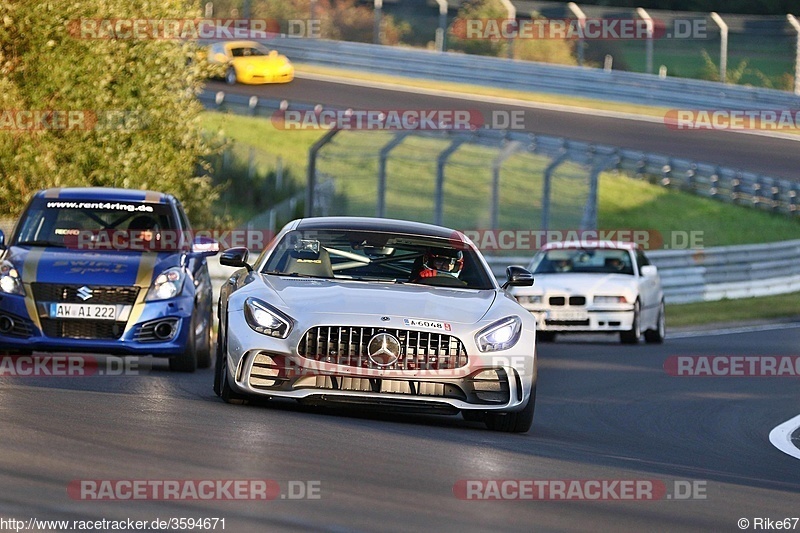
[123,254,158,334]
[22,248,44,331]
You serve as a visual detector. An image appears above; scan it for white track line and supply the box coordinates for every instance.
[295,70,800,143]
[770,414,800,460]
[669,322,800,339]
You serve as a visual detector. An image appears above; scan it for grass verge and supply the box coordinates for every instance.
[666,292,800,328]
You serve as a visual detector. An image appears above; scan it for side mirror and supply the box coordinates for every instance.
[502,265,534,289]
[0,229,5,250]
[191,235,219,257]
[640,265,658,277]
[220,247,252,272]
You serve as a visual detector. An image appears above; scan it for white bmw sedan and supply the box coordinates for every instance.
[510,241,665,344]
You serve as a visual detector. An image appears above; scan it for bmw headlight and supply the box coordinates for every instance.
[594,295,628,304]
[476,316,522,352]
[516,295,542,305]
[244,297,293,338]
[0,261,24,296]
[146,267,185,301]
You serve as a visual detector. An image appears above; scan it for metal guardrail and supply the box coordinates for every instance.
[208,240,800,305]
[200,89,800,218]
[484,239,800,304]
[260,38,800,110]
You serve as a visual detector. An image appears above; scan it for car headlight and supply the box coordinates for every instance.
[476,316,522,352]
[594,295,628,304]
[516,295,542,305]
[0,261,24,296]
[146,267,185,301]
[244,297,293,339]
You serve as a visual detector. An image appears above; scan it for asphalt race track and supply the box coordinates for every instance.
[1,326,799,531]
[0,78,798,532]
[207,78,800,180]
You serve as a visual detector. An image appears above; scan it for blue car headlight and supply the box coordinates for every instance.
[244,298,293,339]
[476,316,522,352]
[146,267,186,301]
[0,261,24,296]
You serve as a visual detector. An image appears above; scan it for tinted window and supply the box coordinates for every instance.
[262,229,495,289]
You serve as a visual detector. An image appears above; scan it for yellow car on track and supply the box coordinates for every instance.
[207,41,294,85]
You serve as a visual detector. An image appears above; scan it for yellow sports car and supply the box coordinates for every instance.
[207,41,294,85]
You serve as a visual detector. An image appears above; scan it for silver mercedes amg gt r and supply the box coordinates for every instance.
[214,217,537,432]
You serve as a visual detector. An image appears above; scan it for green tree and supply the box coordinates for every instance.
[0,0,222,226]
[449,0,576,66]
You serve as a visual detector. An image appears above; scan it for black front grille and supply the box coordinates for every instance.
[40,319,125,340]
[549,296,565,306]
[0,313,34,338]
[298,326,468,371]
[545,319,591,327]
[32,284,139,305]
[569,296,586,306]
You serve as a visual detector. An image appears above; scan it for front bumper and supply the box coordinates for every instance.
[0,291,195,356]
[224,314,537,413]
[520,305,635,332]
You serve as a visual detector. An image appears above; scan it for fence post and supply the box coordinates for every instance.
[374,0,383,45]
[636,8,654,74]
[710,12,728,83]
[377,132,411,218]
[306,129,341,217]
[491,141,523,230]
[567,3,586,67]
[541,152,569,232]
[788,15,800,96]
[435,136,468,226]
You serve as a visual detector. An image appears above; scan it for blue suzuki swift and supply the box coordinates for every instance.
[0,187,218,372]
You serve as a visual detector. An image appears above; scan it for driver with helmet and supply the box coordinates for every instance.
[411,248,466,285]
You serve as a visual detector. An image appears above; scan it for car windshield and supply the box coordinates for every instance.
[230,45,269,57]
[12,198,182,252]
[261,229,495,289]
[529,248,634,275]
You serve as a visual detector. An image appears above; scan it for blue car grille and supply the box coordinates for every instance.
[31,284,139,305]
[32,284,138,340]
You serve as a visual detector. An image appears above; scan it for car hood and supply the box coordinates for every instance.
[525,273,637,294]
[5,246,180,287]
[253,275,497,325]
[232,56,289,68]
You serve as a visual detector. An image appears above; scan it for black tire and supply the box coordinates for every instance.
[225,66,237,85]
[484,384,536,433]
[195,311,213,369]
[537,331,556,343]
[169,317,197,372]
[620,299,641,344]
[644,301,666,344]
[213,317,248,405]
[220,356,248,405]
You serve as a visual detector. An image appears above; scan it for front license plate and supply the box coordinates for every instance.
[547,310,588,321]
[49,303,117,321]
